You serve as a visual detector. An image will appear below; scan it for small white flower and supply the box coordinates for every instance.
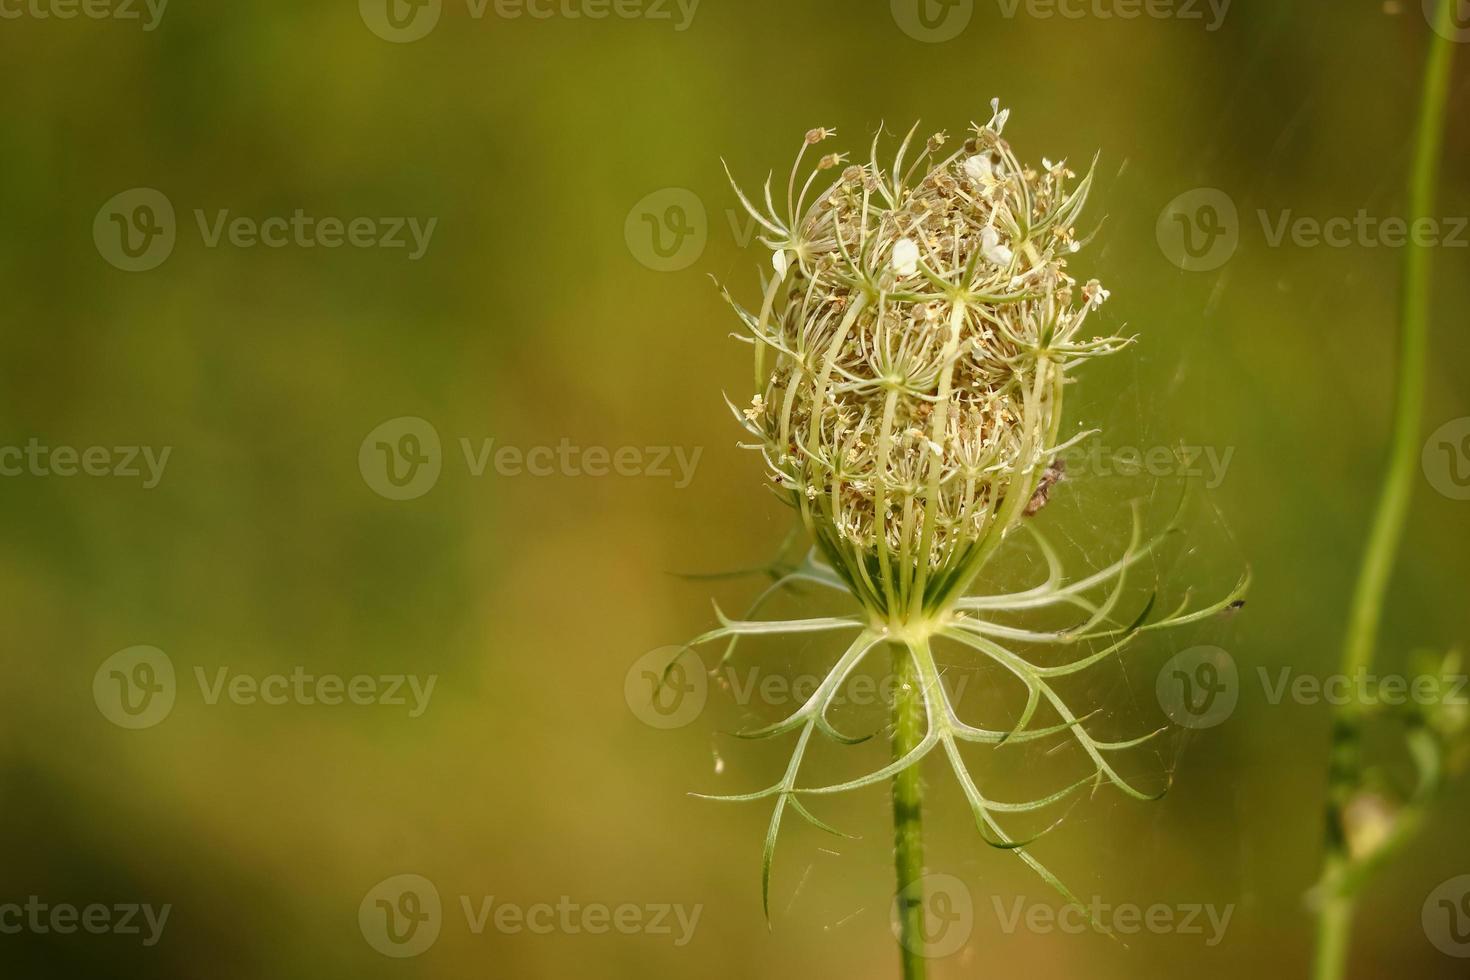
[963,154,993,183]
[980,226,1013,266]
[772,249,790,279]
[988,97,1010,134]
[892,237,920,277]
[1083,279,1111,307]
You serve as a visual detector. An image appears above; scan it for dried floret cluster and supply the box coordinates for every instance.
[724,102,1129,618]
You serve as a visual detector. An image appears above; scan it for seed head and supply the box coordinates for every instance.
[722,105,1130,615]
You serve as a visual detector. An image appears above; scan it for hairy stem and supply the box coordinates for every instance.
[891,640,928,980]
[1313,5,1458,978]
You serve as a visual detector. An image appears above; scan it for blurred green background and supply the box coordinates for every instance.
[2,1,1468,977]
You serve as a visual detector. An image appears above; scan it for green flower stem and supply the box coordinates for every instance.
[1340,0,1457,690]
[891,640,929,980]
[1313,796,1357,980]
[1313,5,1458,979]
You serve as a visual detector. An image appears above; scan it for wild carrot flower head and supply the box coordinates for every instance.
[690,103,1248,931]
[724,102,1130,620]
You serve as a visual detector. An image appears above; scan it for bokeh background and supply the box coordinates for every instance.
[2,1,1469,977]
